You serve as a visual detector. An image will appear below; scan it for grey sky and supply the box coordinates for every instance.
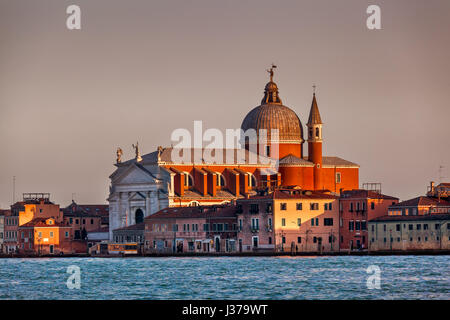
[1,0,449,207]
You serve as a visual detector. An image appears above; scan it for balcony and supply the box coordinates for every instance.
[250,226,259,233]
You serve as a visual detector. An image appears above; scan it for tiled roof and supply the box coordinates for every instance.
[321,157,359,167]
[242,189,338,200]
[391,196,450,208]
[340,189,399,200]
[114,222,145,232]
[63,202,109,217]
[279,154,314,166]
[370,214,450,222]
[146,205,237,220]
[19,218,67,228]
[88,227,109,233]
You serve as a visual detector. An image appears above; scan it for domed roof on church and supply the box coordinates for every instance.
[241,67,303,143]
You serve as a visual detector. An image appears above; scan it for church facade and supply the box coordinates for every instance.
[108,68,359,239]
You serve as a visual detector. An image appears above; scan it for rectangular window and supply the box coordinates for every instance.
[250,219,259,230]
[315,218,319,226]
[324,218,333,226]
[296,203,302,210]
[416,224,421,230]
[282,218,286,227]
[50,232,54,238]
[65,231,69,238]
[202,224,208,231]
[349,203,353,212]
[396,224,401,231]
[250,204,259,214]
[297,218,301,226]
[336,172,341,183]
[423,224,428,230]
[280,203,287,210]
[409,224,413,230]
[435,224,440,230]
[310,203,319,210]
[297,237,301,243]
[349,221,354,231]
[371,202,375,210]
[361,221,367,231]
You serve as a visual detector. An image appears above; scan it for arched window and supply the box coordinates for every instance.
[135,209,144,224]
[216,173,226,187]
[188,201,200,207]
[315,127,320,138]
[184,172,193,187]
[247,173,257,188]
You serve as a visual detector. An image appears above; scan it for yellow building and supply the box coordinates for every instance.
[271,189,340,253]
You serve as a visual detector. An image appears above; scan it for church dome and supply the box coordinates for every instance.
[241,70,303,143]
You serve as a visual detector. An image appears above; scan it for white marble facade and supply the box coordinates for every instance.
[108,162,173,240]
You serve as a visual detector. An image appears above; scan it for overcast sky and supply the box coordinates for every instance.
[0,0,449,207]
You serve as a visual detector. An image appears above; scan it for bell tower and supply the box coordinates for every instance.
[307,87,323,190]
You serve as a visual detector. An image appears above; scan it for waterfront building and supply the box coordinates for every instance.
[64,202,109,227]
[339,189,399,251]
[237,188,340,253]
[0,210,6,253]
[108,69,359,239]
[144,205,237,253]
[112,223,145,250]
[87,227,110,249]
[235,195,275,252]
[17,217,79,255]
[62,205,103,240]
[388,196,450,216]
[3,209,18,253]
[368,214,450,251]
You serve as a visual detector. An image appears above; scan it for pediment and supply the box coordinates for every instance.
[112,163,159,185]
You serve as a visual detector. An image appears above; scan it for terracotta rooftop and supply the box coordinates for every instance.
[390,196,450,208]
[340,189,399,200]
[63,202,109,217]
[88,226,109,233]
[19,218,68,228]
[241,189,338,200]
[146,205,237,220]
[113,222,145,232]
